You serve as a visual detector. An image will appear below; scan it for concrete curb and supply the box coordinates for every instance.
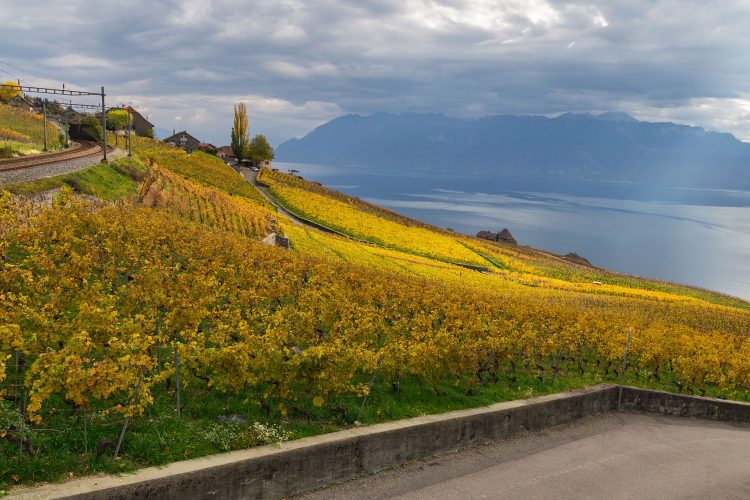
[11,384,750,499]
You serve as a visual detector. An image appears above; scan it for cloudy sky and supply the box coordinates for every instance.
[1,0,749,146]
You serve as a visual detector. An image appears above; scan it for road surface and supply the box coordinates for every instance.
[239,167,306,226]
[299,412,750,500]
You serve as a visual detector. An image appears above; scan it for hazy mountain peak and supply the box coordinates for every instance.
[556,112,595,120]
[595,111,638,122]
[277,112,750,189]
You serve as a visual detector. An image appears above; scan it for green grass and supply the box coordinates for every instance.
[1,367,602,489]
[0,103,63,152]
[4,157,147,201]
[8,357,732,489]
[11,350,731,490]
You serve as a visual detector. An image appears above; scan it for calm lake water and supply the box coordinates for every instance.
[275,162,750,301]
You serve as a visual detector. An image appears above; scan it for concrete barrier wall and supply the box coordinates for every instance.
[619,386,750,422]
[15,385,616,500]
[14,384,750,500]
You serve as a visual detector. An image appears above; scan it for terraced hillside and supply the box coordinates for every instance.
[2,135,749,488]
[260,167,750,310]
[0,103,63,156]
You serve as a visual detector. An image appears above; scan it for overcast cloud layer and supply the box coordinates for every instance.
[1,0,749,146]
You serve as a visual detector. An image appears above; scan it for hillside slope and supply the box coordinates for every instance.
[2,136,750,487]
[0,103,63,155]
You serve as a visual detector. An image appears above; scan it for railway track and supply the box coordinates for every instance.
[0,141,106,173]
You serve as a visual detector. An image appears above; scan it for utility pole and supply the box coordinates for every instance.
[126,106,132,157]
[42,101,48,152]
[0,82,112,155]
[100,86,107,162]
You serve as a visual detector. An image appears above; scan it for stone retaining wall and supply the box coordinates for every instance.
[619,386,750,422]
[13,384,750,499]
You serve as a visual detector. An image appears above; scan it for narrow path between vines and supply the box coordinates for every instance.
[240,167,493,273]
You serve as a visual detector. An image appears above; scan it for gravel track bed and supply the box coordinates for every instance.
[0,147,126,185]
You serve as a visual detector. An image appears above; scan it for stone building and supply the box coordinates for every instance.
[216,145,235,162]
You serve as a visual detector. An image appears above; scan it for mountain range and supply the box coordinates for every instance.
[276,112,750,189]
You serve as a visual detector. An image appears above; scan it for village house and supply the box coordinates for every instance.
[164,130,201,153]
[122,106,155,137]
[2,94,34,112]
[216,145,236,163]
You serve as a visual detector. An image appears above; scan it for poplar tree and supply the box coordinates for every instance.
[230,102,249,161]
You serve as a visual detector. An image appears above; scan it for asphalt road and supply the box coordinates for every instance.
[239,167,305,226]
[299,412,750,500]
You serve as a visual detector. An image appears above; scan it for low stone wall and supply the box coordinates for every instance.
[13,384,750,500]
[619,386,750,422]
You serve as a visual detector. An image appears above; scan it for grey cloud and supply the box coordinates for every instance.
[1,0,749,145]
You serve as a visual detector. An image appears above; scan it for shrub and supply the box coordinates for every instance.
[62,177,84,192]
[0,127,31,143]
[110,157,148,181]
[78,115,102,141]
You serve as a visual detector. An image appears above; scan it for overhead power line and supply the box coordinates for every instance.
[0,60,85,93]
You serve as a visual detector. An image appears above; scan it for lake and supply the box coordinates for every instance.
[275,162,750,301]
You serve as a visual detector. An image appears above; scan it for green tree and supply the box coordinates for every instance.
[230,103,249,162]
[0,81,22,102]
[246,134,274,166]
[106,109,129,131]
[80,115,103,141]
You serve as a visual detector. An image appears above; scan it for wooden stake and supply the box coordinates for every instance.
[618,327,633,411]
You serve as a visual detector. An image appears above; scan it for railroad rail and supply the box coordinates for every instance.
[0,141,106,172]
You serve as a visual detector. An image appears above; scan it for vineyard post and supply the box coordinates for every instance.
[20,387,27,455]
[126,107,132,157]
[14,351,19,400]
[83,372,88,454]
[357,354,383,422]
[479,350,496,391]
[100,86,107,162]
[114,376,143,458]
[552,348,564,385]
[42,101,48,152]
[83,407,88,455]
[618,327,633,411]
[175,347,181,419]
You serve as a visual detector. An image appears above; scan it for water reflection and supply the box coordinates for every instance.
[274,162,750,300]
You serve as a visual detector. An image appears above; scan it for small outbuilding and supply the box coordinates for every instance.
[260,233,290,249]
